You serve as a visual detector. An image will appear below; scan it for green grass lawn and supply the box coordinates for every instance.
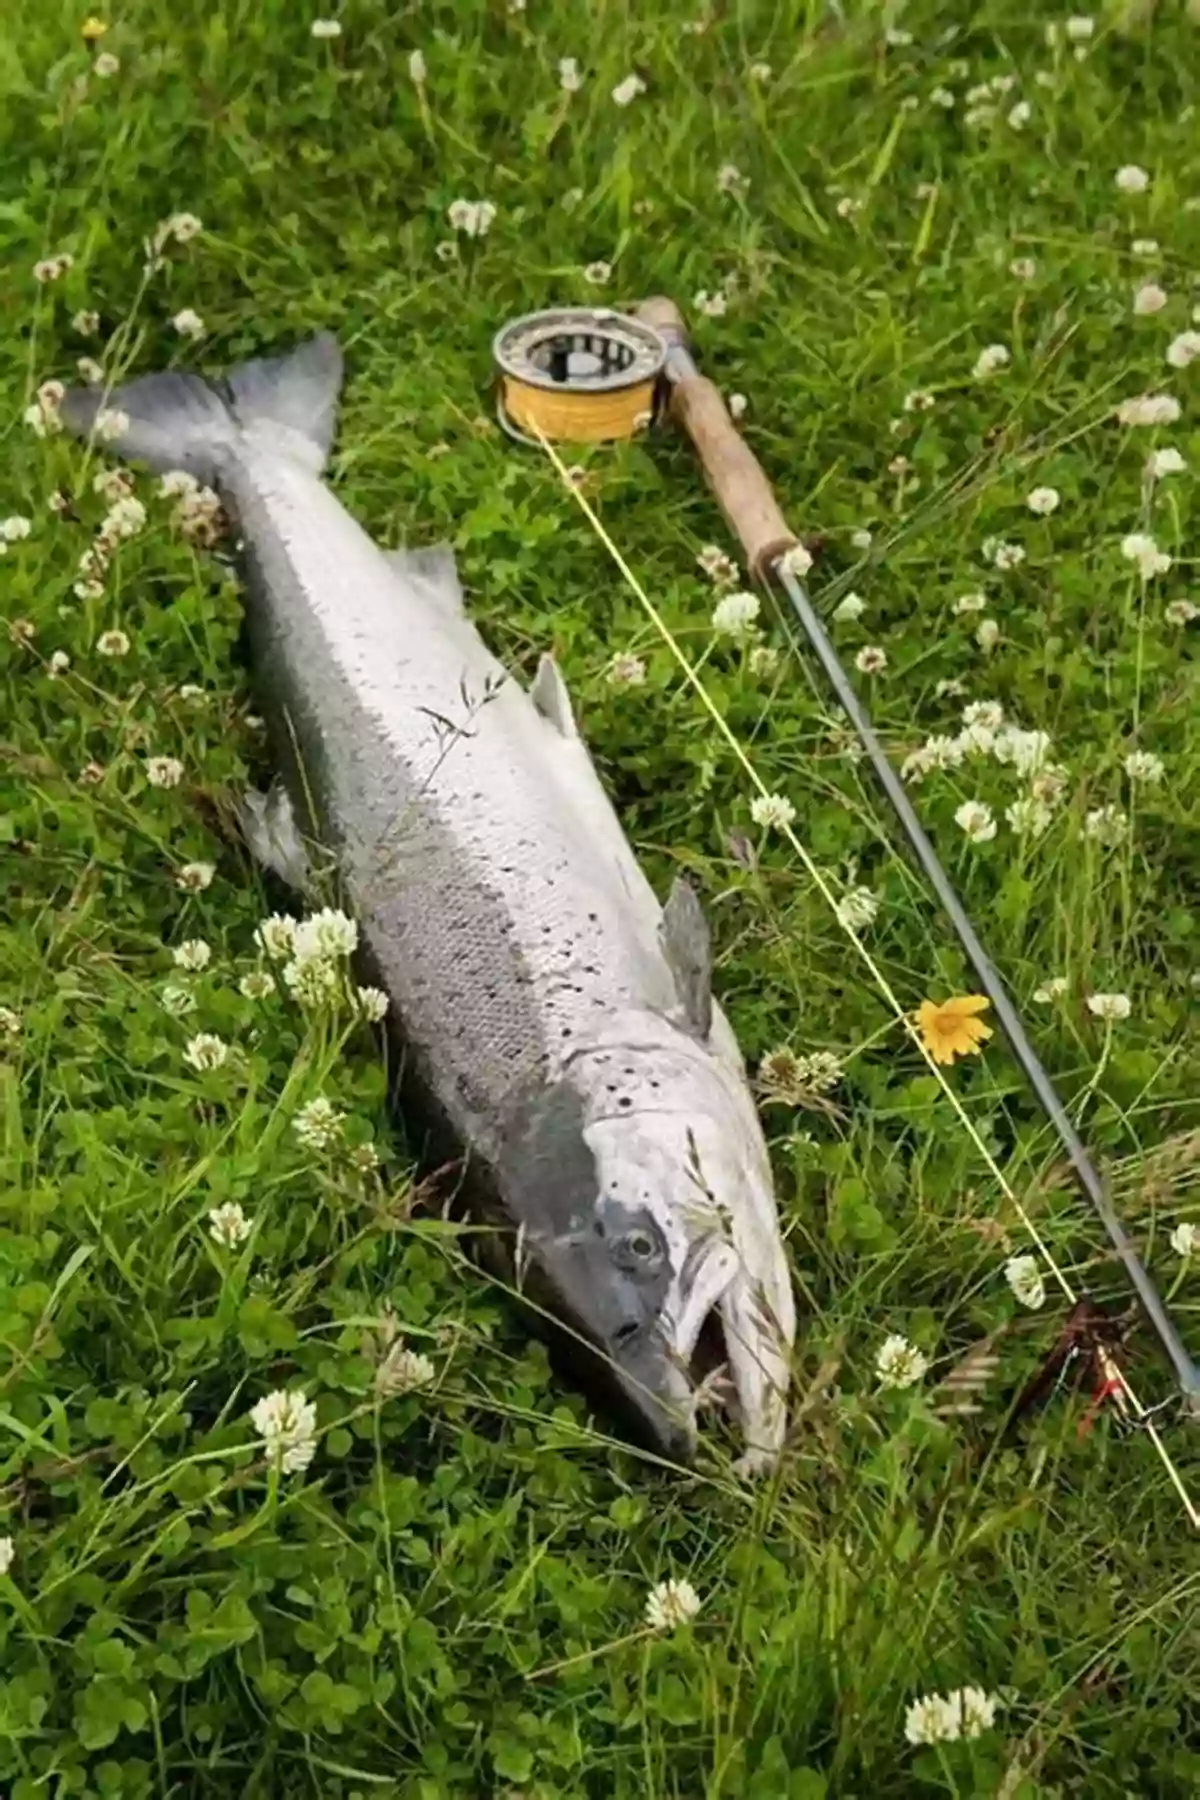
[3,2,1200,1794]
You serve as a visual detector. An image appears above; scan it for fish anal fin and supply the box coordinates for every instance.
[237,780,314,893]
[530,653,577,738]
[383,542,464,614]
[660,876,713,1039]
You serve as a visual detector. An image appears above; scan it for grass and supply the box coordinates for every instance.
[2,1,1200,1794]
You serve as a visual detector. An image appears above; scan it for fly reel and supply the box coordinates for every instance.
[492,306,667,446]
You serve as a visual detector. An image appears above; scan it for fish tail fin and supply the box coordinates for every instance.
[59,331,344,482]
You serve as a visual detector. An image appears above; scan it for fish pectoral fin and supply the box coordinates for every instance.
[530,654,577,738]
[237,780,313,893]
[383,542,464,614]
[660,876,713,1039]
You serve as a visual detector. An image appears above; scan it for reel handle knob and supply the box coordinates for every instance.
[636,296,800,583]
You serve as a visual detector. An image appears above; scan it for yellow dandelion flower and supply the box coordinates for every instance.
[81,16,108,40]
[914,994,992,1066]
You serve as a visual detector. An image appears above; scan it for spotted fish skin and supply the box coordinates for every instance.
[61,334,796,1468]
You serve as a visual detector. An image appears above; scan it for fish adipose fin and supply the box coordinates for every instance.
[529,653,577,738]
[59,332,344,485]
[383,542,464,615]
[237,780,314,893]
[660,876,713,1039]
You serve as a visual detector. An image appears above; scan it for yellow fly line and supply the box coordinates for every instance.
[531,421,1199,1531]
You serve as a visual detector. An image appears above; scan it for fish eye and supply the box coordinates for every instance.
[624,1229,657,1260]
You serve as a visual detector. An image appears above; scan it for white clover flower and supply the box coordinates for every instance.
[208,1201,252,1247]
[1085,804,1127,845]
[103,497,147,542]
[33,253,74,283]
[0,1532,15,1575]
[239,970,276,999]
[973,343,1010,379]
[0,1006,22,1038]
[1133,281,1168,316]
[94,407,130,443]
[1086,992,1131,1021]
[1008,100,1031,129]
[697,544,739,585]
[952,591,987,615]
[955,800,997,843]
[750,792,795,832]
[644,1578,701,1631]
[779,543,814,578]
[146,756,185,789]
[1009,256,1036,280]
[160,469,199,499]
[1066,14,1095,40]
[48,650,71,677]
[1145,447,1186,480]
[1005,1254,1046,1309]
[1132,237,1160,258]
[72,308,100,334]
[992,541,1025,571]
[612,73,646,106]
[176,861,215,891]
[963,701,1004,730]
[855,645,887,674]
[1123,748,1164,783]
[876,1334,929,1389]
[1026,486,1060,515]
[1166,330,1200,369]
[293,1096,345,1149]
[607,652,646,686]
[1115,164,1150,193]
[310,18,342,39]
[930,86,955,108]
[171,307,206,339]
[184,1032,229,1071]
[376,1342,436,1397]
[161,983,197,1017]
[948,1686,1002,1738]
[1032,976,1067,1003]
[250,1388,318,1474]
[835,194,862,219]
[728,392,748,420]
[1165,598,1198,625]
[283,954,341,1009]
[904,1693,960,1746]
[749,60,772,82]
[850,527,873,550]
[711,591,760,638]
[835,887,878,931]
[1169,1222,1199,1258]
[1005,796,1054,837]
[558,56,582,92]
[356,985,389,1022]
[1115,393,1180,426]
[694,289,727,318]
[173,938,211,972]
[446,198,496,238]
[0,516,31,542]
[748,644,779,677]
[717,163,748,196]
[833,592,866,622]
[254,914,296,958]
[293,907,358,960]
[992,726,1052,774]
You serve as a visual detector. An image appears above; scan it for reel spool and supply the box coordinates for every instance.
[492,307,667,446]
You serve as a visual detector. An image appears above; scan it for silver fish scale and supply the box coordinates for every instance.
[228,438,677,1153]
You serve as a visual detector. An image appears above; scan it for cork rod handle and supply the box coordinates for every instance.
[636,296,799,582]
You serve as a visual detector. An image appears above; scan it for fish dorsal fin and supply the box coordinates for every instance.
[530,653,577,738]
[383,542,464,614]
[660,876,713,1039]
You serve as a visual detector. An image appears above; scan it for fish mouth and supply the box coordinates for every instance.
[608,1239,742,1463]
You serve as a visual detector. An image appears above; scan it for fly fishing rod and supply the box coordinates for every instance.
[490,297,1200,1428]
